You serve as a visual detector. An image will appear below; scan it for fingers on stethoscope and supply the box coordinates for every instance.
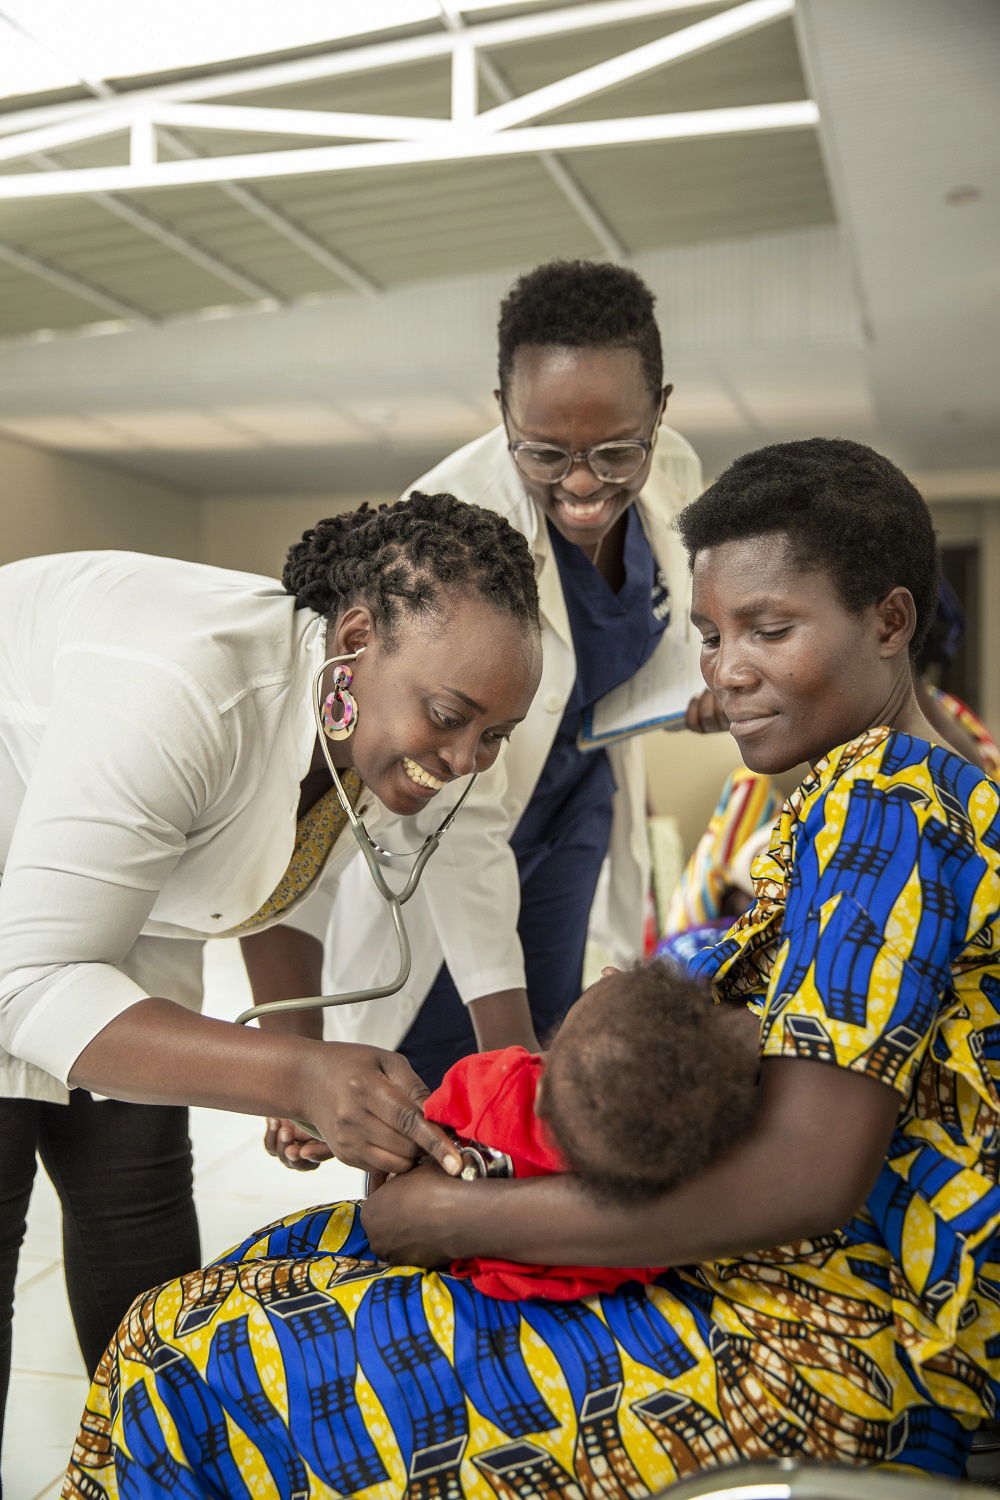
[357,1108,462,1179]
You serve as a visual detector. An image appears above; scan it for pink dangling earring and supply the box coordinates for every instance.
[321,665,358,741]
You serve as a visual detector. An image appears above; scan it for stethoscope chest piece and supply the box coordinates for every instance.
[447,1131,515,1181]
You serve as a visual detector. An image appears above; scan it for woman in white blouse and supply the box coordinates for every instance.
[0,491,541,1456]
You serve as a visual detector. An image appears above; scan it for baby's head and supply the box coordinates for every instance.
[536,960,758,1202]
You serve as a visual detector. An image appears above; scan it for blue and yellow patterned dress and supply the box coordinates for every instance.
[63,729,1000,1499]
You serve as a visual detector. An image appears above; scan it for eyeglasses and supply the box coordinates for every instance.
[503,397,663,485]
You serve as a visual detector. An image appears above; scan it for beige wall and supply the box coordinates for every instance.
[199,493,380,577]
[644,730,744,857]
[0,435,201,565]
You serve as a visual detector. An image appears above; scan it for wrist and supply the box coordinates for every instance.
[292,1037,346,1132]
[468,988,539,1053]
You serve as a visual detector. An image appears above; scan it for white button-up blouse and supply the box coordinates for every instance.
[0,550,381,1102]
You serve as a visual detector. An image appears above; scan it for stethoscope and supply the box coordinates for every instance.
[235,648,478,1027]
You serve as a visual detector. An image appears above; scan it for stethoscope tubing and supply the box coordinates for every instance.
[234,648,477,1026]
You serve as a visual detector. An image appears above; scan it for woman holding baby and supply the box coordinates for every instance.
[65,437,999,1497]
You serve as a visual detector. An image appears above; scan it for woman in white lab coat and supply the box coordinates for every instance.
[0,491,541,1453]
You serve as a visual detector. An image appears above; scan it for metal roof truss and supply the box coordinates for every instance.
[0,0,814,203]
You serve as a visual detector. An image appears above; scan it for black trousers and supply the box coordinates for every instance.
[0,1092,200,1468]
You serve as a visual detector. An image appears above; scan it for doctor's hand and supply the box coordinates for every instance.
[264,1117,332,1171]
[684,688,729,735]
[300,1042,464,1182]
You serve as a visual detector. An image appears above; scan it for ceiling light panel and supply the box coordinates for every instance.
[0,413,146,448]
[95,408,263,448]
[215,403,369,443]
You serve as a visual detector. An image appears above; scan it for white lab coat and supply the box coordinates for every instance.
[0,551,386,1101]
[304,424,703,1051]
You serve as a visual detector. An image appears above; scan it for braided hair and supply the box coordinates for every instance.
[282,490,540,641]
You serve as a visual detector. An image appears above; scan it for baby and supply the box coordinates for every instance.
[423,959,759,1300]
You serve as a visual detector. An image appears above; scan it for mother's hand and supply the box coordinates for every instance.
[361,1161,471,1267]
[300,1043,464,1182]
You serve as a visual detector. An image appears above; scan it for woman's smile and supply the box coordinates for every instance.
[401,756,445,794]
[552,493,620,531]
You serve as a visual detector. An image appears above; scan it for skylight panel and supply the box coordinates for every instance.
[0,1,444,101]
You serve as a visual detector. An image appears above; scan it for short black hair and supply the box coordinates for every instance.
[497,259,663,402]
[676,438,939,658]
[283,490,540,642]
[539,961,758,1203]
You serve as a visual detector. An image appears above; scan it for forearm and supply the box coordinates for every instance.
[240,926,324,1041]
[445,1127,844,1268]
[68,996,328,1120]
[467,988,539,1053]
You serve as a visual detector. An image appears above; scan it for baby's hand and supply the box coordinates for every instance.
[264,1117,334,1172]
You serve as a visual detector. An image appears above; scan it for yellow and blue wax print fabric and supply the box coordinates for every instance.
[64,730,1000,1500]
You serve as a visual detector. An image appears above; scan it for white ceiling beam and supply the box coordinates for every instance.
[1,14,380,302]
[438,0,628,260]
[156,128,381,298]
[475,0,794,133]
[0,104,140,163]
[531,150,630,261]
[0,10,385,301]
[0,0,726,137]
[129,116,156,169]
[0,101,454,162]
[0,239,155,322]
[0,104,820,201]
[451,37,478,123]
[28,150,288,305]
[155,102,453,142]
[76,191,280,304]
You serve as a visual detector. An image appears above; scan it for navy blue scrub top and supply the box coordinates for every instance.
[511,504,669,860]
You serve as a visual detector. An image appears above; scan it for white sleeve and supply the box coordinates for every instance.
[0,649,226,1083]
[411,753,526,1003]
[278,762,525,1032]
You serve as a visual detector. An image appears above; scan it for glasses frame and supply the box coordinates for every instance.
[502,393,665,485]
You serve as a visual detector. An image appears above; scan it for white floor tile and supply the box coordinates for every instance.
[19,1172,62,1262]
[190,1102,265,1172]
[197,1170,364,1264]
[33,1481,65,1500]
[13,1254,58,1297]
[2,1370,88,1500]
[10,1265,84,1379]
